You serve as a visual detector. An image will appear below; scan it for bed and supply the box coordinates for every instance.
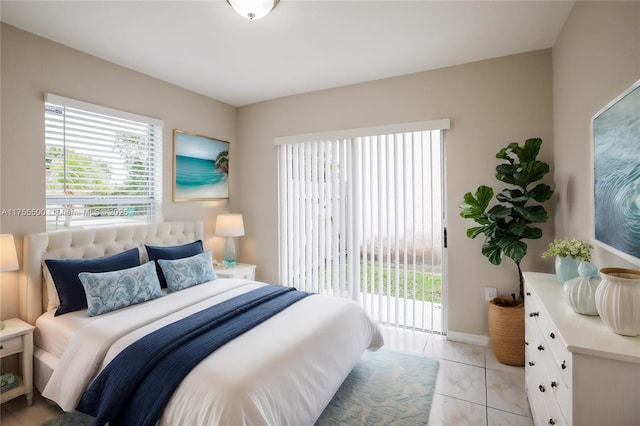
[22,220,383,425]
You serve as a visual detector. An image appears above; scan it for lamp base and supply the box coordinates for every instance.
[222,237,236,268]
[222,259,237,268]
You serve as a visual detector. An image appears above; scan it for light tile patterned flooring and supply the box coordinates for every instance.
[0,325,532,426]
[380,325,533,426]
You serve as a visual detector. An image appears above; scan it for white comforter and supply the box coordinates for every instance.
[42,279,383,425]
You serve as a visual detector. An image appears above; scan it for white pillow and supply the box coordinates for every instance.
[43,264,60,311]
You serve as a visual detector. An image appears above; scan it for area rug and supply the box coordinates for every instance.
[42,349,439,426]
[315,349,440,425]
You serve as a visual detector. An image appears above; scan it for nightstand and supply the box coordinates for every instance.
[0,318,34,406]
[214,263,256,280]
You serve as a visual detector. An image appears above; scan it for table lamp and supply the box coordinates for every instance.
[0,234,19,330]
[215,214,245,268]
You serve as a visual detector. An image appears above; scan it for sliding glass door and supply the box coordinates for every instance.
[277,121,447,332]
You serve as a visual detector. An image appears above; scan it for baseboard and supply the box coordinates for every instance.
[445,330,490,347]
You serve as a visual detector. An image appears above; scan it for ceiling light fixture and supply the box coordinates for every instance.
[226,0,279,20]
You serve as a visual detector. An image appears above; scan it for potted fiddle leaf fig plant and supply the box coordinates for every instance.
[459,138,553,365]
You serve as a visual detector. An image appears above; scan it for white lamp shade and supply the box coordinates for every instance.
[227,0,279,20]
[0,234,19,272]
[215,214,245,237]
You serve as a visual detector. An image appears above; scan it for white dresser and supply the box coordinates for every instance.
[524,272,640,426]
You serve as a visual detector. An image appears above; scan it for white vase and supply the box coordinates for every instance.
[595,268,640,336]
[563,275,600,315]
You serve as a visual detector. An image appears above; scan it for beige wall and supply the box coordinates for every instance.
[237,50,555,337]
[0,24,237,320]
[553,1,640,269]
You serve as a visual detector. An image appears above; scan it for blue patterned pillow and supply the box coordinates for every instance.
[157,251,216,293]
[78,261,163,316]
[146,240,204,288]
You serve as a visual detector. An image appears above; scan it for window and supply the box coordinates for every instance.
[45,94,163,229]
[276,120,449,331]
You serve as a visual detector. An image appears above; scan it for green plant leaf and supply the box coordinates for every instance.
[522,226,543,239]
[496,189,527,203]
[527,183,553,202]
[507,221,527,236]
[466,225,493,239]
[494,164,520,186]
[482,240,503,265]
[459,186,494,221]
[519,161,550,183]
[514,138,542,163]
[486,205,510,220]
[512,205,549,223]
[496,142,519,160]
[500,238,527,263]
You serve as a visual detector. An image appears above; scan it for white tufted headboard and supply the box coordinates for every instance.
[21,221,203,325]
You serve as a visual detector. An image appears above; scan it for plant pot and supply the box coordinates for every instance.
[595,268,640,336]
[488,299,525,366]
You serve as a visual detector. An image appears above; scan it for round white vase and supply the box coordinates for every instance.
[595,268,640,336]
[564,275,601,315]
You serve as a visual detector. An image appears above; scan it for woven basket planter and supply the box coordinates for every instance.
[488,300,525,366]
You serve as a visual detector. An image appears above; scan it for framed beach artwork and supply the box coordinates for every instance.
[592,78,640,265]
[173,129,229,201]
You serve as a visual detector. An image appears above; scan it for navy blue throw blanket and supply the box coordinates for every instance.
[76,285,311,426]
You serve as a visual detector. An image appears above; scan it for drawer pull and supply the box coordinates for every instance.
[549,332,555,339]
[537,345,545,351]
[526,292,531,296]
[525,341,529,346]
[0,345,3,350]
[539,384,546,392]
[551,381,558,388]
[549,419,556,425]
[528,361,535,367]
[529,312,540,317]
[561,360,567,370]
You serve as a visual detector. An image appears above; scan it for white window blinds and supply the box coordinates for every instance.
[277,120,448,331]
[44,94,163,229]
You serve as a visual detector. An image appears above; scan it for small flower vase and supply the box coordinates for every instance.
[595,268,640,336]
[555,256,581,284]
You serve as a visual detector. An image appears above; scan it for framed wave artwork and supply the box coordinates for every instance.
[592,79,640,265]
[173,129,229,201]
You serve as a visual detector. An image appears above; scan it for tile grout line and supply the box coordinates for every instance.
[485,361,490,426]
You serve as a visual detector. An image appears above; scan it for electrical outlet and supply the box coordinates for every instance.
[484,287,497,302]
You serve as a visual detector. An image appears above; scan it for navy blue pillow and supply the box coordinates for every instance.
[45,248,141,316]
[145,240,204,288]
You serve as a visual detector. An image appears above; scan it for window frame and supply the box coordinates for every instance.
[44,94,163,229]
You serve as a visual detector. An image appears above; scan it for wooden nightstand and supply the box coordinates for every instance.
[214,263,256,280]
[0,318,34,406]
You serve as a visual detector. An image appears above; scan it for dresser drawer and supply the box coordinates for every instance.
[527,353,565,426]
[525,282,571,424]
[526,287,571,387]
[214,264,256,280]
[237,269,255,280]
[536,310,571,383]
[0,336,23,356]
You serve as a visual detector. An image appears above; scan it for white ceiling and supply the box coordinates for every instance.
[1,1,574,107]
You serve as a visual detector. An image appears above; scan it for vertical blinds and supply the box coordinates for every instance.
[44,94,163,229]
[277,121,448,331]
